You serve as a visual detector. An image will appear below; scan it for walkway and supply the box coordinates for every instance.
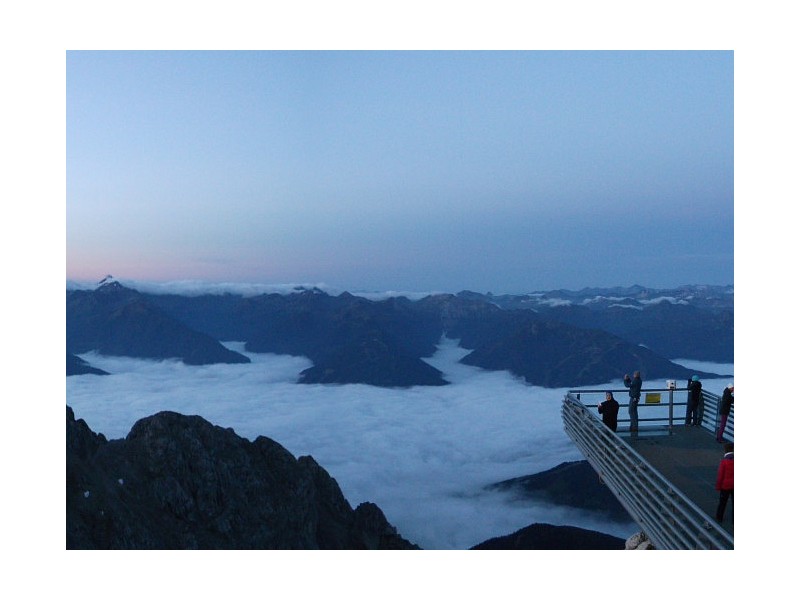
[620,425,734,536]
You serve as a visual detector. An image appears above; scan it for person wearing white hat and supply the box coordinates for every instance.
[717,384,734,442]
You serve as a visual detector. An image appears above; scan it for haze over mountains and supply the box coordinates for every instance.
[67,276,732,388]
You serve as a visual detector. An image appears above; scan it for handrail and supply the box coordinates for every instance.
[700,389,735,441]
[568,387,734,441]
[562,393,734,549]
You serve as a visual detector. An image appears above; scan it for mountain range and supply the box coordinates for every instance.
[67,277,732,388]
[471,285,733,363]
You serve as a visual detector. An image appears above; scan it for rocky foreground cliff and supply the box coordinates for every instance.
[67,407,634,550]
[66,406,418,549]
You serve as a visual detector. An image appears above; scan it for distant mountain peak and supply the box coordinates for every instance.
[96,275,125,292]
[293,286,328,297]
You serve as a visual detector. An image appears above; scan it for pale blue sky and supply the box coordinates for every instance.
[67,50,733,293]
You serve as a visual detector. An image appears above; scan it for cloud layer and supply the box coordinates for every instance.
[66,338,732,549]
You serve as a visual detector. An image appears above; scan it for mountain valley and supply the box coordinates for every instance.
[67,278,732,387]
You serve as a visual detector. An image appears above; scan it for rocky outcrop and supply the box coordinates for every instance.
[66,407,418,549]
[471,523,625,550]
[488,460,634,523]
[625,531,656,550]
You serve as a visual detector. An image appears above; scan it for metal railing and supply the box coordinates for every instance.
[698,389,735,441]
[562,392,734,550]
[569,387,733,440]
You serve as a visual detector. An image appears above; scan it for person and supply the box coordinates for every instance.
[686,375,703,426]
[623,371,642,433]
[717,384,734,442]
[715,442,734,522]
[598,391,620,432]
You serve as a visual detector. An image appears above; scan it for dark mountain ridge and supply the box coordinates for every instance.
[66,279,250,366]
[409,293,721,386]
[460,285,733,362]
[471,523,625,550]
[466,283,733,311]
[68,279,730,387]
[67,406,418,549]
[488,460,633,523]
[67,352,108,376]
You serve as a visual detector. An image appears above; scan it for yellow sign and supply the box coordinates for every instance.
[645,392,662,404]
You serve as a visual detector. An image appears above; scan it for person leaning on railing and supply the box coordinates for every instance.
[717,384,734,442]
[686,375,703,426]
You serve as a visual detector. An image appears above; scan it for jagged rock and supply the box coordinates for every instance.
[351,502,417,550]
[636,540,655,550]
[625,531,655,550]
[66,406,418,549]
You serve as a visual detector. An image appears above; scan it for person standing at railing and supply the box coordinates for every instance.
[715,442,734,522]
[598,391,620,432]
[623,371,642,434]
[717,384,734,442]
[686,375,703,426]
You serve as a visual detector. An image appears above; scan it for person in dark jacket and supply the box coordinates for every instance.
[598,391,620,432]
[686,375,703,426]
[623,371,642,434]
[717,384,734,442]
[715,443,734,522]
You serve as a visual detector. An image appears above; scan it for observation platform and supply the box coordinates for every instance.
[562,387,734,549]
[619,425,733,537]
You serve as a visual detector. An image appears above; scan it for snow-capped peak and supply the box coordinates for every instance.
[96,275,125,292]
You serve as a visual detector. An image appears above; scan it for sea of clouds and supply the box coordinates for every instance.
[66,337,733,550]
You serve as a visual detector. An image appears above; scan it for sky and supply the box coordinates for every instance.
[66,50,733,294]
[66,338,734,550]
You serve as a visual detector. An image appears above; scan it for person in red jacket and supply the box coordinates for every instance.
[715,442,734,522]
